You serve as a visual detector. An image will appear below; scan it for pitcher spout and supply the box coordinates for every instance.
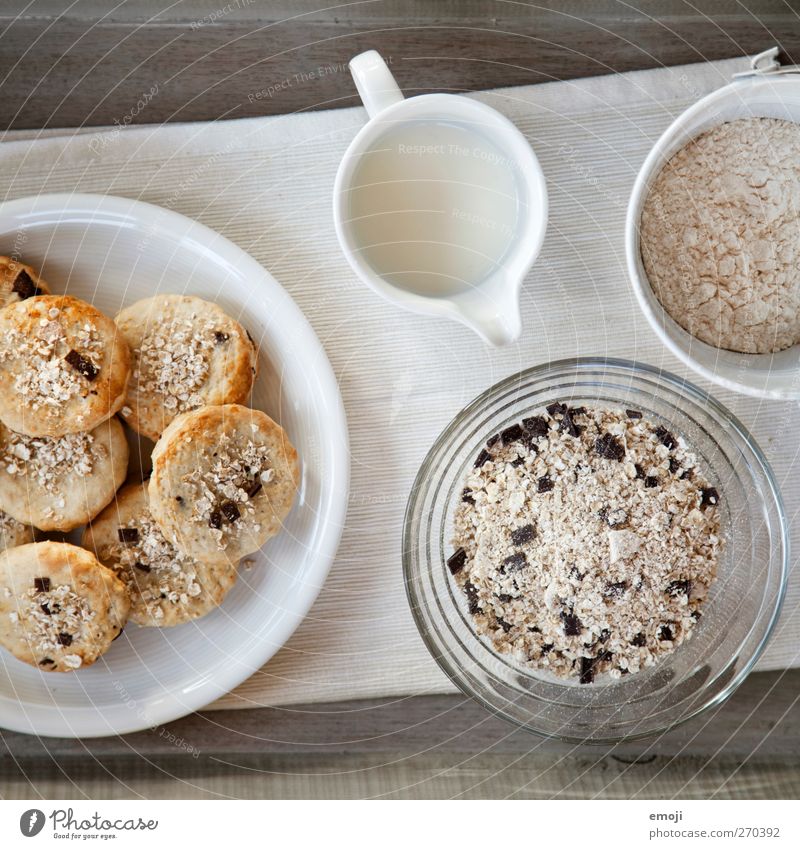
[453,281,523,347]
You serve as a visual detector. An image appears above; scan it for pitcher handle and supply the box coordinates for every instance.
[349,51,404,119]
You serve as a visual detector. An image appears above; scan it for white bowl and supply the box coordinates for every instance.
[626,71,800,399]
[0,194,349,738]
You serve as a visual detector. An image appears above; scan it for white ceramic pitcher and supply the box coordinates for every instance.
[333,50,548,347]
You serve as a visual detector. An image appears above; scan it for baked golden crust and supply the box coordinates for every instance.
[83,482,238,627]
[0,295,131,437]
[0,541,130,672]
[115,294,257,441]
[0,417,129,532]
[149,404,300,561]
[0,256,51,309]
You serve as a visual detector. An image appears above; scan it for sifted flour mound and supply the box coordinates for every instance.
[640,117,800,354]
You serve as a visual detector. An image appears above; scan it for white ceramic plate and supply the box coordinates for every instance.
[0,193,349,738]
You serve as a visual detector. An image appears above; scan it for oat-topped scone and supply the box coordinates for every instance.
[149,404,299,561]
[0,256,51,309]
[115,295,257,441]
[0,541,129,672]
[450,404,722,684]
[0,510,33,552]
[83,482,239,626]
[0,417,128,532]
[0,295,130,437]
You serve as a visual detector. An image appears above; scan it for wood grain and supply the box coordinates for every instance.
[0,1,798,130]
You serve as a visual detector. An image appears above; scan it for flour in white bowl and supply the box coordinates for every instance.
[640,117,800,354]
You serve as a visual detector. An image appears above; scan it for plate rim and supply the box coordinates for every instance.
[0,192,350,738]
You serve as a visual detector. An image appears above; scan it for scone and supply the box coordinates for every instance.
[83,482,239,627]
[0,541,129,672]
[0,295,131,437]
[115,295,257,441]
[0,417,128,532]
[0,256,51,309]
[149,404,299,561]
[0,510,33,552]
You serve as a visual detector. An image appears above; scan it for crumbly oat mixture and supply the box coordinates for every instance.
[640,117,800,354]
[135,316,218,413]
[182,433,273,548]
[2,430,99,492]
[0,307,102,409]
[2,582,95,669]
[451,404,721,684]
[110,513,202,621]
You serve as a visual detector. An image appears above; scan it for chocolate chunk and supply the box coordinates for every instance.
[666,579,691,597]
[528,625,541,633]
[447,547,467,575]
[486,434,501,449]
[546,402,567,417]
[626,409,643,420]
[522,416,549,439]
[569,565,584,581]
[500,423,524,444]
[631,633,646,647]
[579,657,595,684]
[214,331,229,344]
[603,581,627,599]
[634,463,646,480]
[658,625,674,642]
[12,270,43,300]
[561,611,583,636]
[221,501,240,523]
[495,593,514,603]
[496,616,513,633]
[537,475,554,493]
[64,349,99,381]
[595,649,614,664]
[559,409,583,437]
[540,643,554,655]
[654,426,677,450]
[461,488,475,504]
[668,458,680,474]
[502,552,527,573]
[599,628,611,643]
[700,487,719,508]
[208,510,222,530]
[246,479,263,499]
[510,456,525,467]
[57,633,73,647]
[464,581,482,615]
[40,603,52,616]
[33,577,50,593]
[599,506,627,528]
[117,527,139,544]
[134,561,151,573]
[474,449,491,468]
[644,475,659,488]
[594,433,625,462]
[691,610,702,621]
[510,524,535,546]
[680,468,694,481]
[39,657,54,666]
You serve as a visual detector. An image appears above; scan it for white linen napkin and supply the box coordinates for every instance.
[0,53,796,710]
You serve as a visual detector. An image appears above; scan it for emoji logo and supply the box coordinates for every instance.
[19,809,46,837]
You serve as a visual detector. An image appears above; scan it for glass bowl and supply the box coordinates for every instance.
[403,358,787,743]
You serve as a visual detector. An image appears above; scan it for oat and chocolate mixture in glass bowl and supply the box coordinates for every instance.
[404,359,786,742]
[450,403,721,685]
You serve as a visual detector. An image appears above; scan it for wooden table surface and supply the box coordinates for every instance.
[1,0,799,799]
